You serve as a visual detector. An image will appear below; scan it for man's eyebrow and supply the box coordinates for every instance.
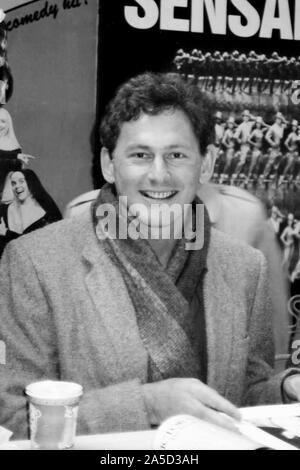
[165,144,192,150]
[125,143,192,151]
[125,144,152,151]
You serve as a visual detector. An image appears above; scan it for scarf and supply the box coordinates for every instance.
[93,184,210,382]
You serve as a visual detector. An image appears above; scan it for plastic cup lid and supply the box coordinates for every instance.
[25,380,83,401]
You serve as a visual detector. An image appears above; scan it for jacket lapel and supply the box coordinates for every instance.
[81,219,148,383]
[204,261,237,396]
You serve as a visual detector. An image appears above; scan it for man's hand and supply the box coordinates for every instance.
[142,378,241,430]
[283,374,300,401]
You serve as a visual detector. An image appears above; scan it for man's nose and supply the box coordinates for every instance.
[147,155,171,184]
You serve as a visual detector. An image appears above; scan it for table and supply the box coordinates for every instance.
[6,405,300,450]
[12,430,156,450]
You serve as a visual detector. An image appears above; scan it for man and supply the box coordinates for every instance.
[0,73,299,439]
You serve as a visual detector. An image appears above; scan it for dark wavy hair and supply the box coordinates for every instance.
[100,72,215,156]
[11,169,62,222]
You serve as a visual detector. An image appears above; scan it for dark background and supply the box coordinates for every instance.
[95,0,300,185]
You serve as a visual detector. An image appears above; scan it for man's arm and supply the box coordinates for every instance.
[0,241,150,438]
[0,242,59,438]
[242,253,299,405]
[252,220,289,356]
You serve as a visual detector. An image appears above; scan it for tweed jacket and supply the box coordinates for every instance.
[0,210,294,439]
[65,186,289,355]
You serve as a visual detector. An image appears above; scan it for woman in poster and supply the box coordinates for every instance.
[290,219,300,283]
[280,213,296,278]
[219,116,236,184]
[246,116,269,183]
[0,107,34,200]
[0,169,62,257]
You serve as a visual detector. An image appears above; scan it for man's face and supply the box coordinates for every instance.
[103,109,206,228]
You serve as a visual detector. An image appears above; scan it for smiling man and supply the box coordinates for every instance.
[0,72,300,440]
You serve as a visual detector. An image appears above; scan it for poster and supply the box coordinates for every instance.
[0,0,299,448]
[0,0,98,212]
[96,0,300,357]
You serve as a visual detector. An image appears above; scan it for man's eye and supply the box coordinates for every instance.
[169,152,185,159]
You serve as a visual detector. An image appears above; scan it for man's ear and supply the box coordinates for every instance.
[100,147,115,184]
[199,145,216,184]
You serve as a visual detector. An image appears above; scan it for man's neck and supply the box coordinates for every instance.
[147,237,178,268]
[139,220,184,268]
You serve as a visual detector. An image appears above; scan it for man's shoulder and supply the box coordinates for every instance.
[209,227,264,274]
[214,183,261,205]
[210,226,262,255]
[208,184,266,223]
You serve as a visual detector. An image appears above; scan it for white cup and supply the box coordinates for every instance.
[26,380,83,450]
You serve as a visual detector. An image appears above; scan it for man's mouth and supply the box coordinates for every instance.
[140,190,178,200]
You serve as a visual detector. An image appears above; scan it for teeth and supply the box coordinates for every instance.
[143,191,176,199]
